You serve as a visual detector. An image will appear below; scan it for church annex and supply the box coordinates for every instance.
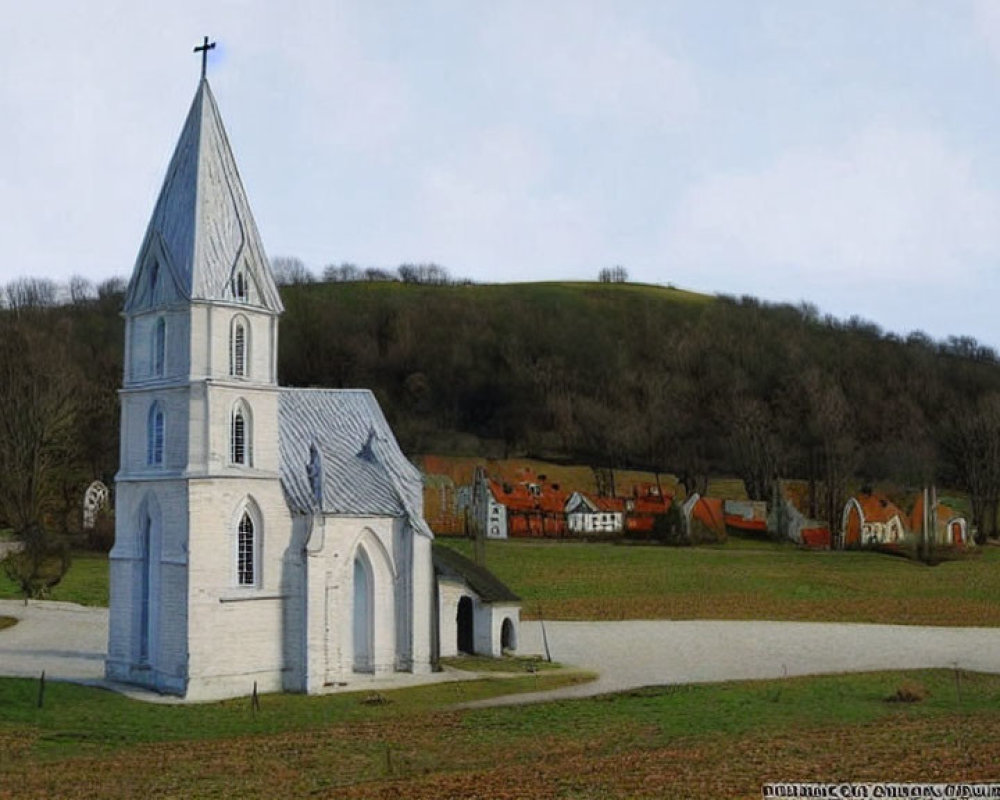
[105,67,518,701]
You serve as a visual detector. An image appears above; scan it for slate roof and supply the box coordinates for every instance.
[125,79,283,314]
[432,544,520,604]
[278,388,431,538]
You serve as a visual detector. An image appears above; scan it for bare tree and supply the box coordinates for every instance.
[0,314,80,598]
[97,277,127,299]
[5,277,57,311]
[945,393,1000,542]
[68,275,95,304]
[728,395,782,501]
[398,263,450,285]
[271,256,314,286]
[598,265,628,283]
[323,262,362,282]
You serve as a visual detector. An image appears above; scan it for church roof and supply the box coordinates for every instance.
[124,79,283,314]
[278,388,432,537]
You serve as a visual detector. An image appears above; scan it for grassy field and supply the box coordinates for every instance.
[0,669,995,798]
[440,538,1000,627]
[0,551,109,607]
[4,542,1000,628]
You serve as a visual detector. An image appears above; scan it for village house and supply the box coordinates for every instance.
[565,491,625,534]
[909,495,970,547]
[767,483,831,548]
[623,484,674,534]
[840,491,908,548]
[722,499,769,536]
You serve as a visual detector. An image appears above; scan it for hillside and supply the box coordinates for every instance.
[4,278,1000,536]
[277,279,1000,534]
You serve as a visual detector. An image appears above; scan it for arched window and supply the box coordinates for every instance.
[230,401,252,466]
[237,512,255,585]
[230,318,247,377]
[152,317,165,377]
[147,403,164,466]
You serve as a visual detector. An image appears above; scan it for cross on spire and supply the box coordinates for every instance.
[194,36,216,80]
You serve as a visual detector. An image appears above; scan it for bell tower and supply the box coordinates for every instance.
[106,45,288,695]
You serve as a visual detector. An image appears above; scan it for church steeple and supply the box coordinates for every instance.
[124,78,283,314]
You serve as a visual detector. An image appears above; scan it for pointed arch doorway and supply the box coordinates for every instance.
[353,551,374,673]
[457,596,474,654]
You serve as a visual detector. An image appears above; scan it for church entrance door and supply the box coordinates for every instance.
[353,553,374,672]
[457,596,474,654]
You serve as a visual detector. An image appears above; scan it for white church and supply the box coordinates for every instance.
[105,67,519,701]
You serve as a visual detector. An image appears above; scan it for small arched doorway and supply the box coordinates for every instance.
[353,551,374,672]
[456,596,474,654]
[951,521,965,546]
[844,504,862,548]
[501,617,516,652]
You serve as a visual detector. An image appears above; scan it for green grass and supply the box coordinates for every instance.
[0,670,591,758]
[0,616,16,631]
[0,550,109,607]
[6,540,1000,627]
[0,669,996,797]
[439,538,1000,626]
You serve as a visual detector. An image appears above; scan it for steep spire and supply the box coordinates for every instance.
[125,80,283,314]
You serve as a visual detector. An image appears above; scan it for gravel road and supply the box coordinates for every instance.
[3,600,999,706]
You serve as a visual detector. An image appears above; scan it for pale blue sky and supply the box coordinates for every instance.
[4,1,1000,345]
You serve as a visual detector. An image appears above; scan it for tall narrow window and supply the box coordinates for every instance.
[231,321,246,377]
[147,404,164,466]
[237,512,255,585]
[153,317,165,377]
[231,410,245,464]
[230,402,251,465]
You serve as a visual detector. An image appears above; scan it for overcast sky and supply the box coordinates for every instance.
[4,1,1000,345]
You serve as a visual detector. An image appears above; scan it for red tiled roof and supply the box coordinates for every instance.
[593,496,626,512]
[489,479,568,514]
[853,492,905,525]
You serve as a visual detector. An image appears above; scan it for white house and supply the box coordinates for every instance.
[564,491,624,534]
[105,73,517,701]
[470,466,508,539]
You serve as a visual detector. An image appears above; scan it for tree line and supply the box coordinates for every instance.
[3,274,1000,549]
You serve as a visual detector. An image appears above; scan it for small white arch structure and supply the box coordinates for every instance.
[82,481,110,530]
[433,544,521,660]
